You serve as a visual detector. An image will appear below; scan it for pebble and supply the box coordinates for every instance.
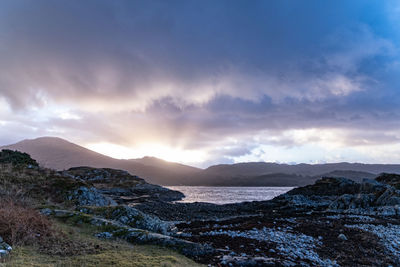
[338,233,348,241]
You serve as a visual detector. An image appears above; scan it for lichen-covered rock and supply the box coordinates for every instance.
[63,166,184,203]
[0,236,12,258]
[67,186,117,207]
[272,193,333,211]
[327,180,400,213]
[95,232,113,239]
[120,228,214,257]
[376,173,400,189]
[42,208,213,257]
[63,167,144,184]
[274,176,400,215]
[81,205,173,235]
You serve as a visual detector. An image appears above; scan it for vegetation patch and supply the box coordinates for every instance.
[0,150,38,167]
[3,220,204,267]
[0,198,54,246]
[6,245,204,267]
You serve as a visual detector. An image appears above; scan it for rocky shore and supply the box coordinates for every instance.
[53,168,400,266]
[2,150,400,266]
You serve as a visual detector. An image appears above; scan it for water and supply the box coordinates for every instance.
[166,186,294,205]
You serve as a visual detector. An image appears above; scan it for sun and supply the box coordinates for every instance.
[86,142,206,164]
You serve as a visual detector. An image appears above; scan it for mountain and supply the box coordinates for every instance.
[0,137,201,185]
[0,137,118,169]
[202,162,400,177]
[2,137,400,186]
[189,163,400,186]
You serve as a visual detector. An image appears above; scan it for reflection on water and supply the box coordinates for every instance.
[166,186,294,205]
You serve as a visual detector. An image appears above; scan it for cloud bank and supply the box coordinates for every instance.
[1,0,400,166]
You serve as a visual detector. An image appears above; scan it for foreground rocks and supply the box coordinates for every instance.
[58,166,400,266]
[0,236,12,258]
[41,208,212,258]
[3,151,400,266]
[63,167,185,203]
[49,167,400,266]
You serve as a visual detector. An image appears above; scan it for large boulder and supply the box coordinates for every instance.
[67,186,117,207]
[81,205,174,235]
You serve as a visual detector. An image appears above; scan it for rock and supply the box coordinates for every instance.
[131,183,184,202]
[272,175,400,215]
[42,208,213,257]
[83,205,173,235]
[95,232,113,239]
[287,177,358,197]
[40,208,52,216]
[0,236,12,258]
[63,166,184,203]
[67,186,117,207]
[338,234,347,241]
[63,167,144,183]
[376,173,400,189]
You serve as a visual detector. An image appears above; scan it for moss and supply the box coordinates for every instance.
[112,228,132,238]
[88,206,118,217]
[62,212,95,225]
[98,224,120,233]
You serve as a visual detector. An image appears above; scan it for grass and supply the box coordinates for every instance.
[0,155,205,267]
[4,245,204,267]
[1,218,204,267]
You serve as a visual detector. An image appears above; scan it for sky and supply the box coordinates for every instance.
[1,0,400,167]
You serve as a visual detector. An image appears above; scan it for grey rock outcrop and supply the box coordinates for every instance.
[63,166,184,203]
[42,208,212,257]
[67,186,117,207]
[0,236,12,258]
[269,175,400,216]
[80,205,173,235]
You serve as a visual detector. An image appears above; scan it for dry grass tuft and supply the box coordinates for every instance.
[0,198,54,246]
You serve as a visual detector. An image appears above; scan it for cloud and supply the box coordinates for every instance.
[1,0,400,165]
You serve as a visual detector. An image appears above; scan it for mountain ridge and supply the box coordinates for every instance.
[2,136,400,186]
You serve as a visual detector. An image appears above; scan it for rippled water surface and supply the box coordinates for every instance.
[166,186,294,204]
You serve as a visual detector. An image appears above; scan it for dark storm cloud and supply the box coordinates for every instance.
[1,0,396,106]
[1,0,400,163]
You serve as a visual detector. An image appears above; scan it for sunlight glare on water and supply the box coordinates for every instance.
[166,186,294,205]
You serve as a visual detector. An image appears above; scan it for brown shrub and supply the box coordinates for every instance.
[0,198,54,246]
[0,197,102,256]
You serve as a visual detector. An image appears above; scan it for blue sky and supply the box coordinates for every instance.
[0,0,400,167]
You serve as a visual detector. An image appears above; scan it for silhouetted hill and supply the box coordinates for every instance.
[2,137,400,186]
[0,137,200,185]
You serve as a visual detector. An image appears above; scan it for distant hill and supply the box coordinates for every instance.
[0,137,201,185]
[202,162,400,177]
[2,137,400,186]
[316,170,377,183]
